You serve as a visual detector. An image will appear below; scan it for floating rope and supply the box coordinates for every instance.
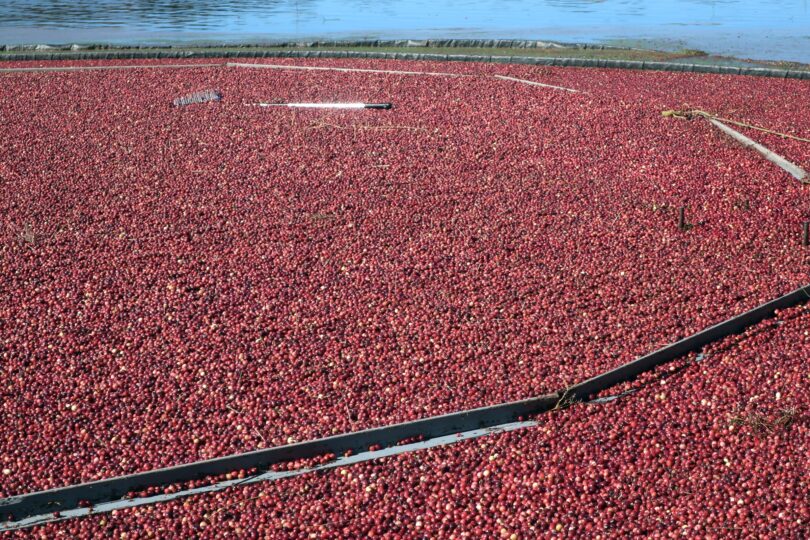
[662,109,810,143]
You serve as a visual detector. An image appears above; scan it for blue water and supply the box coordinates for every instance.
[1,1,809,63]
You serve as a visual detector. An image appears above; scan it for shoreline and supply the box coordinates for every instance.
[3,39,809,72]
[2,45,808,81]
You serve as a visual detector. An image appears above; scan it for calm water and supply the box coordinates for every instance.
[1,1,809,63]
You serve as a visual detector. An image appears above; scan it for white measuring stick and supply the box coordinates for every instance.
[254,102,392,109]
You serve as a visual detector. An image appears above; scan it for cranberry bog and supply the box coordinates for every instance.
[9,302,809,539]
[0,57,808,535]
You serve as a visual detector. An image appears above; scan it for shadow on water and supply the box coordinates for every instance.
[0,1,809,62]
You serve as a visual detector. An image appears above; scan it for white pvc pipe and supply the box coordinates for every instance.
[708,118,809,183]
[227,61,465,77]
[494,74,581,93]
[256,102,367,109]
[254,102,392,110]
[0,63,223,74]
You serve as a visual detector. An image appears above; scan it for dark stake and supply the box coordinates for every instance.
[803,221,809,247]
[678,206,687,231]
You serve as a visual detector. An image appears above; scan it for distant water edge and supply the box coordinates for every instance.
[1,1,809,63]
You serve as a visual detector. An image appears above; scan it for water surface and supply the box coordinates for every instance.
[1,1,809,63]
